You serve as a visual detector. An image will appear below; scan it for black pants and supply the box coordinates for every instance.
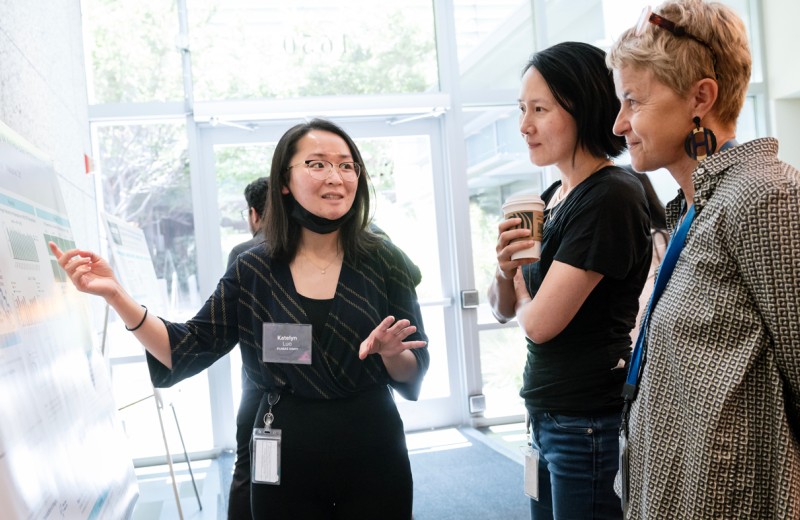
[250,386,413,519]
[228,386,263,520]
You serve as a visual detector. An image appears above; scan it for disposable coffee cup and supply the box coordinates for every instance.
[502,194,545,261]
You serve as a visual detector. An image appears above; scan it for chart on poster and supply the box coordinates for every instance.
[0,125,138,519]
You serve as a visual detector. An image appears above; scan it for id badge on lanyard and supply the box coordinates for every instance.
[252,393,281,485]
[619,425,630,513]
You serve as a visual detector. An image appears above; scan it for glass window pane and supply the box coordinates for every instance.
[546,0,617,48]
[357,134,451,400]
[737,95,758,142]
[188,0,438,100]
[95,121,213,457]
[416,306,450,400]
[479,327,527,418]
[82,0,183,103]
[96,122,199,318]
[466,107,543,307]
[453,1,535,91]
[215,144,275,267]
[214,144,274,414]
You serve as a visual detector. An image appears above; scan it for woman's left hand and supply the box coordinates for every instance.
[358,315,427,360]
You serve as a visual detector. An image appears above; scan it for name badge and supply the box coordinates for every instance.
[252,428,281,484]
[523,446,539,500]
[262,323,312,364]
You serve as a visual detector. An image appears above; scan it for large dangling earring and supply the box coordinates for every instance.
[684,116,717,161]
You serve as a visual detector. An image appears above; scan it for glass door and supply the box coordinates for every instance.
[197,117,464,433]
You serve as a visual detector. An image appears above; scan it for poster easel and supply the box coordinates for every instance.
[101,212,202,519]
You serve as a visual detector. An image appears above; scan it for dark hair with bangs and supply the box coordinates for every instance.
[524,41,626,163]
[262,118,379,262]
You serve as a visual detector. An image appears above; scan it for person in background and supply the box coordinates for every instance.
[608,1,800,517]
[625,168,669,342]
[226,175,268,520]
[228,176,269,266]
[51,117,429,519]
[488,41,651,519]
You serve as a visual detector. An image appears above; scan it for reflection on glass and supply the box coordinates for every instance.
[188,0,438,100]
[83,0,183,103]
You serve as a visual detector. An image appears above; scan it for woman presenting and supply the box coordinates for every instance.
[52,118,429,519]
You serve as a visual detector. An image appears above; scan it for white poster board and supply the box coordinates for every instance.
[102,212,168,318]
[0,126,138,519]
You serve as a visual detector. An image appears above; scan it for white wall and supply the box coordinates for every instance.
[762,0,800,166]
[0,0,99,251]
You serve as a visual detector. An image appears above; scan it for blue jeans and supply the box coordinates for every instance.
[527,409,622,520]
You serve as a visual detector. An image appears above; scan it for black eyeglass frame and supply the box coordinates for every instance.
[635,6,719,80]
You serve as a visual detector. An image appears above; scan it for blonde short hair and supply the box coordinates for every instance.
[607,0,751,126]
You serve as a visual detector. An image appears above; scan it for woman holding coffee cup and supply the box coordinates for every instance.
[488,41,651,519]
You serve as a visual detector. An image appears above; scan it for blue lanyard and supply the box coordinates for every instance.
[622,203,695,401]
[622,138,738,402]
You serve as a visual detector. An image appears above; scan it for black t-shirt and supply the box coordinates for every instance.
[520,166,652,415]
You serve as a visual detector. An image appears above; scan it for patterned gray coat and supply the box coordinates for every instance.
[626,138,800,518]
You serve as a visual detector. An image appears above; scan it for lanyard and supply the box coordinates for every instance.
[622,203,695,402]
[622,138,738,403]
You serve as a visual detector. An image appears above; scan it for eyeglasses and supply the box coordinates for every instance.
[635,5,719,80]
[240,209,250,221]
[288,160,361,183]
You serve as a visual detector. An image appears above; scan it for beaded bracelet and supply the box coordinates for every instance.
[125,305,148,332]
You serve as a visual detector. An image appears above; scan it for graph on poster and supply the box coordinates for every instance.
[0,125,138,519]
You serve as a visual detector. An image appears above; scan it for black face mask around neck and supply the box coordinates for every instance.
[287,194,356,234]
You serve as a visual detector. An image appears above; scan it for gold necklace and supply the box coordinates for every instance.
[302,249,341,275]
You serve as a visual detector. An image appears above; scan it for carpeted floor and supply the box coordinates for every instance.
[408,427,528,520]
[133,427,528,519]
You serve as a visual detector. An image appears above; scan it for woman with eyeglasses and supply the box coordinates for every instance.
[489,42,651,519]
[50,118,429,519]
[608,1,800,517]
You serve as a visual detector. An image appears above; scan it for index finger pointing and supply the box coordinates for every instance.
[48,241,69,262]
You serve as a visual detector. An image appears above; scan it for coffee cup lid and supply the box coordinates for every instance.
[503,193,544,208]
[502,193,543,206]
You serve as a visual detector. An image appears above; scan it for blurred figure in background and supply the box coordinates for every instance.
[624,168,669,342]
[226,175,268,520]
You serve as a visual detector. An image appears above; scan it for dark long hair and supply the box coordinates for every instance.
[262,118,378,261]
[524,42,626,163]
